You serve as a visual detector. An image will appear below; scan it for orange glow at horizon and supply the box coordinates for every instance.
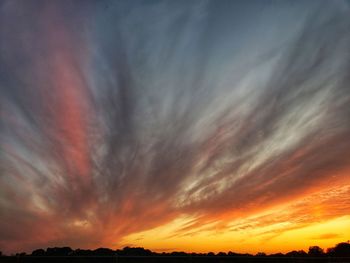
[120,216,350,254]
[120,183,350,254]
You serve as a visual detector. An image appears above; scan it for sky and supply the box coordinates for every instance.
[0,0,350,255]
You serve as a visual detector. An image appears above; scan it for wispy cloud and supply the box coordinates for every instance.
[311,233,341,240]
[0,0,350,254]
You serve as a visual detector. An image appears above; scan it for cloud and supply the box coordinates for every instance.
[311,233,341,240]
[0,0,350,254]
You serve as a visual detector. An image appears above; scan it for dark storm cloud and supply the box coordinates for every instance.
[0,0,350,254]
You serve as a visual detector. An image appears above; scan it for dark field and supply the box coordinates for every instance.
[1,256,350,263]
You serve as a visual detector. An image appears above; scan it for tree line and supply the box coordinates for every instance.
[1,241,349,258]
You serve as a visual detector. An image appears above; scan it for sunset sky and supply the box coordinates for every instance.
[1,0,350,255]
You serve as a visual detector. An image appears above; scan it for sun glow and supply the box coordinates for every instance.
[121,215,350,254]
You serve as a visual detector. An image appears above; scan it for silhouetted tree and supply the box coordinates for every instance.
[31,249,45,256]
[93,248,115,256]
[327,242,350,257]
[121,247,153,256]
[46,247,73,256]
[77,249,96,256]
[170,251,187,257]
[286,250,307,257]
[308,246,324,256]
[269,253,284,257]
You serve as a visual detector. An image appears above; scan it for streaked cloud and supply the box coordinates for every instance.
[0,0,349,254]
